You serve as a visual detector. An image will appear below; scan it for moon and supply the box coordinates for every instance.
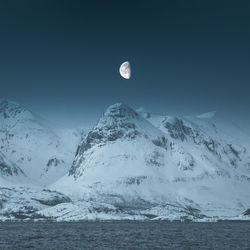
[119,61,131,79]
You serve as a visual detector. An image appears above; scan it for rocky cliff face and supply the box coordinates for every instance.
[70,103,166,178]
[69,103,250,183]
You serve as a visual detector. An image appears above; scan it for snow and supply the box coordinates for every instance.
[0,99,80,185]
[197,111,216,119]
[1,100,250,221]
[50,103,250,221]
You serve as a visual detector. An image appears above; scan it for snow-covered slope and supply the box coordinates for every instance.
[0,98,80,185]
[0,186,71,221]
[1,101,250,221]
[0,151,28,187]
[52,103,250,220]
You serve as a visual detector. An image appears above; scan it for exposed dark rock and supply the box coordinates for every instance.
[204,139,215,152]
[69,104,144,176]
[164,119,187,141]
[0,99,24,119]
[146,151,164,167]
[152,136,168,149]
[243,208,250,215]
[31,195,71,206]
[229,144,240,159]
[0,157,24,177]
[44,158,65,173]
[0,162,13,176]
[46,158,64,167]
[122,176,148,185]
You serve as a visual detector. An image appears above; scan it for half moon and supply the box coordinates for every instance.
[119,61,131,79]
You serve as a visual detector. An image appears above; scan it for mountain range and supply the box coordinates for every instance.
[0,98,250,221]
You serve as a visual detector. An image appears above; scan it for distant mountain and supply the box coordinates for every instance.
[1,100,250,221]
[52,103,250,220]
[0,98,80,185]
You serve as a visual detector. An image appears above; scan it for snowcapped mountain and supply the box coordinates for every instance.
[51,103,250,221]
[139,109,250,181]
[0,98,80,185]
[1,101,250,221]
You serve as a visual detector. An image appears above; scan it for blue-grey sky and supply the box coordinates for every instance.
[0,0,249,127]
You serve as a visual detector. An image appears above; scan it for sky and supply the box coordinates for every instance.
[0,0,249,127]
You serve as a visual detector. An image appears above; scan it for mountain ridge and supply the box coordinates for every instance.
[0,100,250,221]
[0,98,80,185]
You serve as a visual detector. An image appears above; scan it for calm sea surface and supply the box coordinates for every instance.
[0,221,250,249]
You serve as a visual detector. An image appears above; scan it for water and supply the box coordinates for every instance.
[0,221,250,249]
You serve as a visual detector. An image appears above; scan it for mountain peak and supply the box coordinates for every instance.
[103,103,139,119]
[0,98,20,108]
[0,98,27,119]
[87,103,142,146]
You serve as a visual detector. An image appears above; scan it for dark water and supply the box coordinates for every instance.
[0,221,250,249]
